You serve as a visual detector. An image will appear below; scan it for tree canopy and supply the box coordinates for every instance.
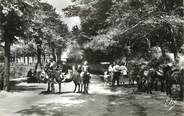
[63,0,184,62]
[0,0,68,90]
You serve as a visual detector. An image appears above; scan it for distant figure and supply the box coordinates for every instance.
[80,61,90,79]
[108,63,114,84]
[112,61,121,86]
[50,59,57,70]
[108,63,114,73]
[77,64,82,74]
[82,61,89,73]
[45,58,56,71]
[27,69,33,78]
[62,61,68,75]
[120,62,128,85]
[104,70,111,86]
[27,69,39,83]
[44,58,57,92]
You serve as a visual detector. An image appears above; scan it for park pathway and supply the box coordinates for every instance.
[0,75,183,116]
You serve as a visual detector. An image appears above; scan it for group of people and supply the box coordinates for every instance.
[44,58,91,82]
[104,61,128,86]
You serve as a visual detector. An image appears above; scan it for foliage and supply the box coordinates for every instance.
[64,0,184,62]
[0,0,68,90]
[4,1,69,61]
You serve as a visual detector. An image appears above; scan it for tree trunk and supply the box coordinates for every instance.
[4,38,11,91]
[12,56,15,64]
[34,44,42,73]
[42,52,46,64]
[32,56,34,63]
[23,56,26,64]
[160,46,166,57]
[15,56,18,63]
[27,56,30,65]
[171,34,179,63]
[56,48,62,62]
[173,50,178,63]
[52,47,56,61]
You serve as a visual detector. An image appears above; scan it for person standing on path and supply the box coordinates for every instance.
[61,61,68,75]
[120,62,128,85]
[108,63,114,85]
[45,58,57,92]
[112,61,121,86]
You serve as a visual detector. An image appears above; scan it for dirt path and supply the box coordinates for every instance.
[0,75,183,116]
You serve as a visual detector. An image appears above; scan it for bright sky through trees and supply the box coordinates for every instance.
[42,0,81,31]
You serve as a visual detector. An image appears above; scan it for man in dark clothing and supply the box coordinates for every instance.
[27,69,39,83]
[62,61,68,75]
[27,69,33,78]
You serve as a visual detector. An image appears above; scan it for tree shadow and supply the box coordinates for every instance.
[10,85,45,92]
[8,78,45,92]
[16,103,65,116]
[40,91,81,95]
[16,95,86,116]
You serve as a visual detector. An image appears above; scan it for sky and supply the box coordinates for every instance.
[42,0,81,31]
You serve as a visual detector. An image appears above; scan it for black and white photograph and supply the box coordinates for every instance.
[0,0,184,116]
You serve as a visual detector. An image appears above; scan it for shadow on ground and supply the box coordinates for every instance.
[16,103,65,116]
[40,91,76,95]
[10,85,45,92]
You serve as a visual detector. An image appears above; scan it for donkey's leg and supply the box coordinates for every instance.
[81,83,83,93]
[51,80,55,93]
[148,82,152,94]
[84,84,88,94]
[166,81,169,96]
[83,83,85,93]
[73,82,77,92]
[168,84,172,98]
[83,84,86,94]
[58,83,61,93]
[86,83,89,94]
[129,77,131,85]
[78,83,81,93]
[47,82,50,92]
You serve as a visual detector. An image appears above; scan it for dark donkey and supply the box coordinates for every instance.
[40,67,82,93]
[80,72,91,94]
[56,69,82,93]
[137,67,164,94]
[149,68,165,92]
[164,66,184,100]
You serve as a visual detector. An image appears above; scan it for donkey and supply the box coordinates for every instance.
[164,66,184,100]
[138,67,165,94]
[80,72,91,94]
[148,68,165,92]
[40,66,82,93]
[56,67,82,93]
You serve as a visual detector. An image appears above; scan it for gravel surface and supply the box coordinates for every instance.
[0,75,183,116]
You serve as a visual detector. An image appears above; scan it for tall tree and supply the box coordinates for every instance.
[0,0,68,90]
[0,0,40,90]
